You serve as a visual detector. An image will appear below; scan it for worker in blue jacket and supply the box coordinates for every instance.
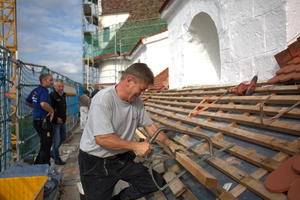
[26,73,54,165]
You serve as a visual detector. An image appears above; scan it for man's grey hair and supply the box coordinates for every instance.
[54,79,64,86]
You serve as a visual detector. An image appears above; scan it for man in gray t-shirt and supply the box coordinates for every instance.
[78,63,186,200]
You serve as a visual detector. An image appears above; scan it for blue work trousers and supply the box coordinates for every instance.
[51,123,67,161]
[78,150,164,200]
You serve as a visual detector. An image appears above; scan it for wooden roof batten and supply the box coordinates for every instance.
[138,81,299,199]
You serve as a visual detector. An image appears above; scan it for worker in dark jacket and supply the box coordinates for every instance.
[26,73,54,165]
[90,84,102,99]
[50,79,67,165]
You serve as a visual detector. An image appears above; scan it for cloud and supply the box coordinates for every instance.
[17,0,83,83]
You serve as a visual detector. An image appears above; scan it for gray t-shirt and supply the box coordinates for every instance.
[80,86,153,158]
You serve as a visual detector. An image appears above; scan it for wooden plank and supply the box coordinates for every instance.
[163,170,186,197]
[167,158,237,200]
[162,120,282,172]
[241,175,287,200]
[143,82,295,94]
[150,95,300,104]
[153,190,167,200]
[137,127,236,199]
[174,127,289,199]
[142,85,300,97]
[147,108,298,155]
[230,184,247,197]
[208,157,287,200]
[146,100,300,119]
[181,190,199,200]
[191,111,300,136]
[175,153,218,188]
[174,134,287,200]
[152,159,165,174]
[207,185,238,200]
[144,85,300,96]
[146,103,300,135]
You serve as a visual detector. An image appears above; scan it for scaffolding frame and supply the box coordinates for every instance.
[82,0,98,89]
[92,18,167,84]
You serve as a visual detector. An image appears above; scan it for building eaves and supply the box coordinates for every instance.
[129,28,168,56]
[158,0,173,14]
[94,19,167,61]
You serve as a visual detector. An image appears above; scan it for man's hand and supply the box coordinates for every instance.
[166,141,187,155]
[47,112,54,122]
[134,142,153,157]
[57,117,63,124]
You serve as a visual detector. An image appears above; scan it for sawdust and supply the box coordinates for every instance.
[226,157,242,165]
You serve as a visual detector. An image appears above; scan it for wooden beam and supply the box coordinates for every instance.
[146,100,300,119]
[175,153,218,188]
[141,85,300,96]
[174,134,288,200]
[153,117,282,172]
[148,108,298,155]
[163,170,186,197]
[146,103,300,135]
[150,95,300,104]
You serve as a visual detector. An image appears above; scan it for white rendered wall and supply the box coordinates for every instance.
[160,0,298,89]
[130,31,171,76]
[97,13,130,84]
[286,0,300,44]
[182,12,220,86]
[97,58,130,84]
[101,13,129,29]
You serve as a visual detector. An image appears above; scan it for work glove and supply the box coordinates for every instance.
[166,141,187,155]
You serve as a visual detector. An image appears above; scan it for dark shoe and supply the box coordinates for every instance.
[55,159,65,165]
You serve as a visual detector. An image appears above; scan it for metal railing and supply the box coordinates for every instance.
[0,45,84,172]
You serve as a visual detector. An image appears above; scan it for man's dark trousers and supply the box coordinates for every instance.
[78,150,164,200]
[33,117,53,165]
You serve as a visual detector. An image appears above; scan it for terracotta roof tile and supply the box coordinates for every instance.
[148,68,169,90]
[296,64,300,72]
[275,66,287,75]
[265,153,300,193]
[285,64,297,74]
[287,60,295,65]
[267,75,280,84]
[288,39,300,58]
[288,179,300,200]
[274,49,293,68]
[268,37,300,84]
[279,73,294,82]
[294,56,300,64]
[293,72,300,80]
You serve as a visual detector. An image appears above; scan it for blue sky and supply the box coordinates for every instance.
[17,0,83,83]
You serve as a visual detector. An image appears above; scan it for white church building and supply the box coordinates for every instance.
[96,0,300,89]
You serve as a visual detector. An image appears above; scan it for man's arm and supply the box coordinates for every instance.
[40,102,54,121]
[144,123,170,145]
[95,134,153,157]
[25,101,33,108]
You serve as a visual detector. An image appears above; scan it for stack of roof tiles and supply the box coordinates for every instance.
[147,68,169,91]
[268,37,300,90]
